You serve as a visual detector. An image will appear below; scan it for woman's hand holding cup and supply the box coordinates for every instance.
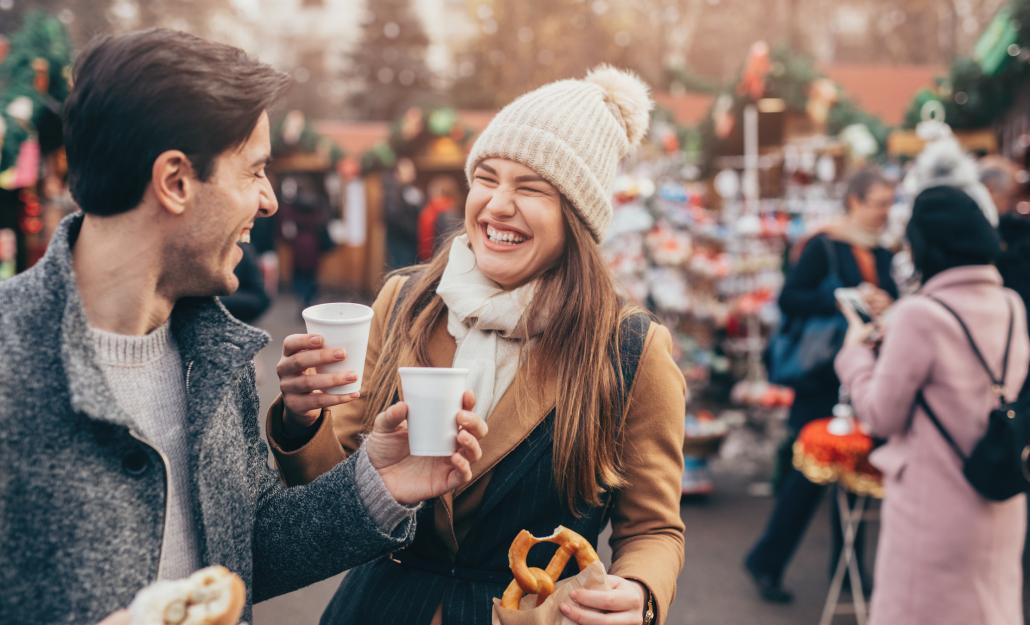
[277,333,362,438]
[366,391,488,505]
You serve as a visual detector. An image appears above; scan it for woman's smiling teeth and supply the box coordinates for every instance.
[486,224,527,245]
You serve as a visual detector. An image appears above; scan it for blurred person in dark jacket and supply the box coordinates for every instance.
[220,242,270,324]
[384,157,422,270]
[982,156,1030,398]
[281,191,331,311]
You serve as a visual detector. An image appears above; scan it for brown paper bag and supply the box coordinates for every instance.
[491,560,609,625]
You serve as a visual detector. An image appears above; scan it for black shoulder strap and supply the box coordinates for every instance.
[925,295,1015,392]
[818,235,840,282]
[916,391,967,462]
[612,312,652,421]
[387,270,428,327]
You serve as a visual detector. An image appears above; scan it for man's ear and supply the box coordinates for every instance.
[151,150,195,216]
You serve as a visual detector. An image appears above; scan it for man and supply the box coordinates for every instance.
[0,29,485,625]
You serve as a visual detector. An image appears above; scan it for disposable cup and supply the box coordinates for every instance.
[301,303,374,395]
[399,367,469,456]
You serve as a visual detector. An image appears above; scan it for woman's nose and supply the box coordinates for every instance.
[483,188,517,218]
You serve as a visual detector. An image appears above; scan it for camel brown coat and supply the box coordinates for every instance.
[268,275,686,624]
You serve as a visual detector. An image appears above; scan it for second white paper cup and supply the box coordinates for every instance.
[302,303,374,395]
[399,367,469,457]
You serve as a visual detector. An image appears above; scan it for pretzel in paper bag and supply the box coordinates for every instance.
[500,526,600,610]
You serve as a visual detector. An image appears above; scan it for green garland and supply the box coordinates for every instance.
[903,0,1029,130]
[0,10,72,174]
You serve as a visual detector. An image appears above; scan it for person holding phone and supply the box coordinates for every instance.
[745,167,899,602]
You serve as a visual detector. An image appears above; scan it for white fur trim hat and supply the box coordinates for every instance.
[465,65,653,241]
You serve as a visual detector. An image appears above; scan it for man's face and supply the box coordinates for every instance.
[166,112,278,297]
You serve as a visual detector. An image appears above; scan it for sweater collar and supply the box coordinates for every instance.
[919,264,1003,295]
[43,213,268,426]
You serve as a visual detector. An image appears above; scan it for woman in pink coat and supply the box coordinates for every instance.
[835,185,1030,625]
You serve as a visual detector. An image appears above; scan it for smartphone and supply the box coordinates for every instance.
[834,288,873,324]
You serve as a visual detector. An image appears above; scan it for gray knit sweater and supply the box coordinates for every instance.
[0,213,418,625]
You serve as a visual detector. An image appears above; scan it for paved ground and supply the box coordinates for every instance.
[249,291,1029,625]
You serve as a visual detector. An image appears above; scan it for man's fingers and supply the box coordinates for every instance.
[456,430,483,463]
[280,371,357,394]
[373,402,409,433]
[447,453,472,488]
[276,347,348,377]
[455,410,488,439]
[282,333,323,357]
[462,390,476,411]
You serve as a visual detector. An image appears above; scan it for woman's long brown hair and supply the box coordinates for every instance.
[363,199,637,513]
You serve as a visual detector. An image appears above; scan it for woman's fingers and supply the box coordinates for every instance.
[276,347,348,377]
[462,390,476,411]
[280,371,357,394]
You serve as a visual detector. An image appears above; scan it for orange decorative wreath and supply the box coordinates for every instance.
[793,418,883,498]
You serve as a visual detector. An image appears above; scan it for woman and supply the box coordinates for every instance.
[268,66,685,625]
[745,167,898,601]
[835,185,1029,625]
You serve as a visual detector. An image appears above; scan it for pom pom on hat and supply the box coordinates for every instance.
[906,136,999,225]
[585,64,653,148]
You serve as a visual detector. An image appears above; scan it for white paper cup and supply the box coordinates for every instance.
[399,367,469,456]
[302,303,374,395]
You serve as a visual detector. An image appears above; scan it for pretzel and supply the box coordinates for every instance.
[499,526,600,610]
[129,566,245,625]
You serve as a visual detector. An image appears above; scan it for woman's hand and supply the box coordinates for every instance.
[560,575,646,625]
[859,283,893,318]
[366,392,488,505]
[277,333,362,438]
[840,301,877,349]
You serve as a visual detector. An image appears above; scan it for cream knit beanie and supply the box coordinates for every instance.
[465,65,653,241]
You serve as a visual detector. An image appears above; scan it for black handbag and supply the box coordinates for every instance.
[767,237,847,392]
[915,295,1030,501]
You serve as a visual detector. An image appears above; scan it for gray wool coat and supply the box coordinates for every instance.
[0,214,415,625]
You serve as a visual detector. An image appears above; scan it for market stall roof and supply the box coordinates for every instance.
[654,92,714,127]
[822,64,946,126]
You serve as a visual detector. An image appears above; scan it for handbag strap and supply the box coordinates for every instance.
[924,294,1015,400]
[818,235,841,283]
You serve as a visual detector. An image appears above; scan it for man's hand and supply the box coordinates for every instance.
[96,610,130,625]
[277,333,362,438]
[366,392,488,505]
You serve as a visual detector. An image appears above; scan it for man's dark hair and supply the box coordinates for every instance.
[63,29,290,216]
[843,166,890,211]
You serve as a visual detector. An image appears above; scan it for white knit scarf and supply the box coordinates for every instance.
[436,235,544,418]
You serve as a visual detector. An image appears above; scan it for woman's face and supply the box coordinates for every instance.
[465,158,566,289]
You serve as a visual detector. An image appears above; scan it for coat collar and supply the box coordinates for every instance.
[44,213,268,428]
[920,265,1003,295]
